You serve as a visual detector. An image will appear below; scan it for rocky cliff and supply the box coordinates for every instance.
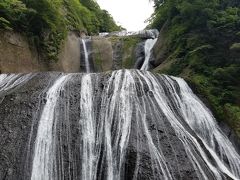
[0,31,148,73]
[0,31,82,73]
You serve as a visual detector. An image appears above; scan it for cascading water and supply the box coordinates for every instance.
[31,74,71,180]
[0,3,238,176]
[99,29,159,39]
[14,70,237,180]
[79,74,98,180]
[0,10,238,176]
[81,39,91,73]
[0,74,33,94]
[140,38,158,71]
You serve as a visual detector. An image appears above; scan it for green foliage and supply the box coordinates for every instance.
[0,0,121,60]
[0,17,12,30]
[64,0,98,33]
[230,43,240,51]
[79,0,123,32]
[190,44,214,55]
[208,7,240,32]
[224,104,240,136]
[0,0,36,31]
[122,37,142,68]
[150,0,240,136]
[97,10,123,32]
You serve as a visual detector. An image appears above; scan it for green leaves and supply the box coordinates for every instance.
[0,0,35,31]
[0,17,12,30]
[0,0,121,61]
[151,0,240,136]
[230,43,240,51]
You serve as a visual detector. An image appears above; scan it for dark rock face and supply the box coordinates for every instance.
[219,122,240,154]
[0,73,60,180]
[134,42,145,69]
[152,21,170,67]
[0,70,240,180]
[112,41,123,70]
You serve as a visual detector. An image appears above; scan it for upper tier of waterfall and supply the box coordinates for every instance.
[81,39,90,73]
[141,38,158,71]
[80,38,93,73]
[99,29,159,39]
[0,70,239,180]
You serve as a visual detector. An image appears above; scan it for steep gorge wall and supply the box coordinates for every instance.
[91,36,143,71]
[91,37,113,71]
[0,31,46,73]
[0,31,82,73]
[52,32,81,73]
[0,31,145,73]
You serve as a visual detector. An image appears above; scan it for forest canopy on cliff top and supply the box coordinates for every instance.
[0,0,122,60]
[149,0,240,137]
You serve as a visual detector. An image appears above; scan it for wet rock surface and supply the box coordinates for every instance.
[0,73,61,179]
[112,41,123,70]
[0,70,239,180]
[134,42,145,69]
[219,122,240,154]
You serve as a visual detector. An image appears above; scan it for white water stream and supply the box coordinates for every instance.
[28,70,240,180]
[81,39,90,73]
[31,75,71,180]
[141,38,158,71]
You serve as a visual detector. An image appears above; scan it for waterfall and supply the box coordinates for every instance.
[79,74,98,180]
[0,74,33,94]
[167,76,240,179]
[141,38,158,71]
[81,39,90,73]
[27,70,240,180]
[99,29,159,39]
[139,72,240,179]
[31,74,71,180]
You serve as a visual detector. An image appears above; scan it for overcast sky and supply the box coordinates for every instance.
[96,0,154,31]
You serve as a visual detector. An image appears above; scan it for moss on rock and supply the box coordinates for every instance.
[230,43,240,51]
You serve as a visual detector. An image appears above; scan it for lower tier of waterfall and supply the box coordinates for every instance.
[0,70,239,180]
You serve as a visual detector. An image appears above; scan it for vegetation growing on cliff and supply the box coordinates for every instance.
[150,0,240,136]
[0,0,122,60]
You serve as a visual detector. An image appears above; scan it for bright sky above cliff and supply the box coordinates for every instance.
[97,0,154,31]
